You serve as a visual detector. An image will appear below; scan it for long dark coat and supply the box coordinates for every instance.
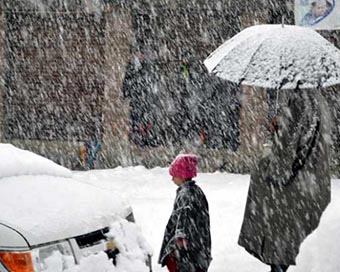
[159,181,212,271]
[238,89,331,265]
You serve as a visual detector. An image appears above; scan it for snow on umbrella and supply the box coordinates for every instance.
[204,24,340,90]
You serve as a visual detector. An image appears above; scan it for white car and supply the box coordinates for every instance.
[0,144,152,272]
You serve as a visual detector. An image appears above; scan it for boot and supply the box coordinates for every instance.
[270,264,289,272]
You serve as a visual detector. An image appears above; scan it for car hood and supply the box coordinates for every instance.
[0,175,131,246]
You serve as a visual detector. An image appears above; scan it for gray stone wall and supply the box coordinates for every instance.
[0,10,4,142]
[0,1,274,173]
[100,6,134,168]
[4,0,340,175]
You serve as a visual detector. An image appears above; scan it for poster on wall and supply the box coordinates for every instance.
[295,0,340,29]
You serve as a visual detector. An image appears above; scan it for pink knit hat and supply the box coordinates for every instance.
[169,154,198,179]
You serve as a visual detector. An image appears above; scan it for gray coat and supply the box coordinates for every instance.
[238,89,331,265]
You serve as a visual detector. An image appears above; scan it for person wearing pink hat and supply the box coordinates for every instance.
[159,154,212,272]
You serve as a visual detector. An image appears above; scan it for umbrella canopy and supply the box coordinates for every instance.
[204,24,340,89]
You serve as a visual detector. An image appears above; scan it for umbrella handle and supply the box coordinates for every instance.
[275,89,279,115]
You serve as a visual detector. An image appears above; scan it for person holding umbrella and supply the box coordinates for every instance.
[238,86,331,272]
[204,24,339,271]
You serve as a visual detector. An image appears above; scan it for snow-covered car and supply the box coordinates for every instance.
[0,144,152,272]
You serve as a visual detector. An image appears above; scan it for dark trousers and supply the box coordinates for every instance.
[270,264,289,272]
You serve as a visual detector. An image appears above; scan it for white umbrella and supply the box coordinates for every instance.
[204,24,340,90]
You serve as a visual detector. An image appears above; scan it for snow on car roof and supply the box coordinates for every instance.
[0,175,130,245]
[0,144,72,179]
[0,144,131,246]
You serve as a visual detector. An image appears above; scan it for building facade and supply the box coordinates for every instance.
[1,0,340,173]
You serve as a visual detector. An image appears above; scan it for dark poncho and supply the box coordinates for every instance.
[159,181,212,271]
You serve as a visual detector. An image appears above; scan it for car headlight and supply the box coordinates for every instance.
[31,241,75,272]
[0,251,34,272]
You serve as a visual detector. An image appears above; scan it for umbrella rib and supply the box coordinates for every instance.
[239,41,266,84]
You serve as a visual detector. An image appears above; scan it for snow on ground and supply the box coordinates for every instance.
[73,167,340,272]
